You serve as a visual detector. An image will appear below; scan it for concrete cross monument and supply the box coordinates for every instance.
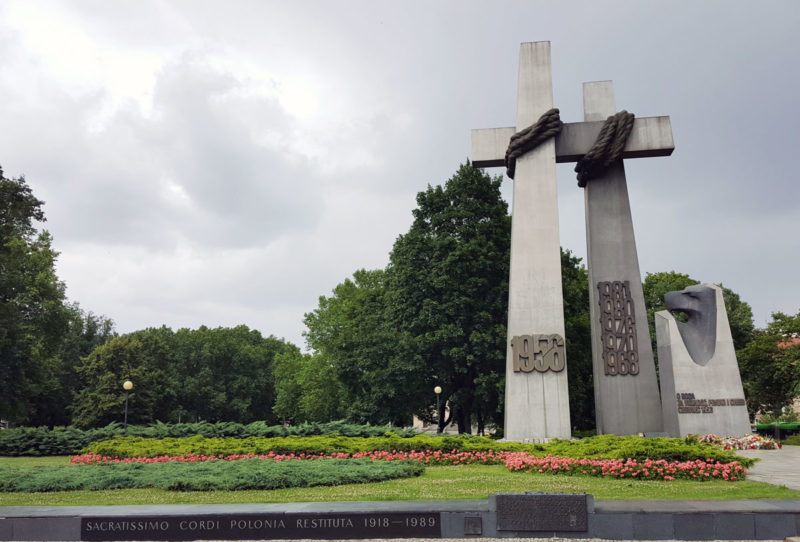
[579,81,673,435]
[472,42,570,440]
[472,42,674,440]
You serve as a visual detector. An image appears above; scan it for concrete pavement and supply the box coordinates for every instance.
[737,445,800,490]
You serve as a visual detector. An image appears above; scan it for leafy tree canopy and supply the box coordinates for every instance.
[0,168,71,423]
[561,249,593,430]
[737,310,800,417]
[386,162,510,433]
[303,268,424,425]
[71,325,293,428]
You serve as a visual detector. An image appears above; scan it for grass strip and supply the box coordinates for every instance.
[0,458,423,493]
[1,464,797,506]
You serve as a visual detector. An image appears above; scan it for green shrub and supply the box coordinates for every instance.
[0,421,417,456]
[81,434,542,458]
[0,458,424,492]
[783,434,800,446]
[80,433,750,466]
[542,435,751,466]
[0,426,112,456]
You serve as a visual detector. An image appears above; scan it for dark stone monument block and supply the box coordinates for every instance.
[673,513,714,540]
[0,520,12,541]
[14,517,79,541]
[754,513,798,540]
[495,493,589,532]
[632,512,674,539]
[81,512,441,541]
[587,513,634,540]
[714,513,755,540]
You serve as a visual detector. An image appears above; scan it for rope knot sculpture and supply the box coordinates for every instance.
[504,108,563,179]
[503,108,635,186]
[574,110,635,187]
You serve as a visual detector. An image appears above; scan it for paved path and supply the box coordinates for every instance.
[737,445,800,490]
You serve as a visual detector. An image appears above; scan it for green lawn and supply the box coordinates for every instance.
[0,459,798,506]
[0,456,70,467]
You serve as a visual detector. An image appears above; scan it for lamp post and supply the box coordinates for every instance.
[122,380,133,428]
[434,386,442,433]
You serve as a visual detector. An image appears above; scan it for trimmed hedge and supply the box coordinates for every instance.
[784,434,800,446]
[0,458,424,492]
[81,434,532,458]
[0,421,417,456]
[754,422,800,440]
[542,435,753,465]
[80,434,752,467]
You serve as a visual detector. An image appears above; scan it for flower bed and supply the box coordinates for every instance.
[70,449,509,466]
[70,449,747,482]
[696,434,781,450]
[502,452,746,481]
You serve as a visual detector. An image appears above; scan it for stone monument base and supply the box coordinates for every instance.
[3,495,800,540]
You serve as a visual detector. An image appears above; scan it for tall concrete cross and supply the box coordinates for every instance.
[472,41,570,441]
[472,42,674,439]
[581,81,671,435]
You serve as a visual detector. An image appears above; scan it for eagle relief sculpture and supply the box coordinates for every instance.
[655,284,751,438]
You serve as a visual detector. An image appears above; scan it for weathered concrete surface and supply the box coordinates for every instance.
[472,41,571,441]
[657,284,752,437]
[472,116,674,168]
[472,75,674,438]
[582,81,664,436]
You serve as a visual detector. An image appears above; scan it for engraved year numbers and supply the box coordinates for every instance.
[364,517,389,528]
[406,516,437,527]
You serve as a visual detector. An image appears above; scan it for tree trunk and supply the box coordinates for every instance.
[456,408,471,434]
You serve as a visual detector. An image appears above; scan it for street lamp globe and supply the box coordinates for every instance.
[434,386,442,395]
[122,380,134,428]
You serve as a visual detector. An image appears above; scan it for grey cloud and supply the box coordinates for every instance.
[1,0,799,344]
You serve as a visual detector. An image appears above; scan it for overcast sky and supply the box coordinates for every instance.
[1,1,798,349]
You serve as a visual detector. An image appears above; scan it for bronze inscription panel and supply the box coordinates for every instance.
[510,334,566,373]
[496,493,588,532]
[598,280,639,376]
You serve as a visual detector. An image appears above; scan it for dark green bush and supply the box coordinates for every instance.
[81,434,540,458]
[0,458,424,492]
[754,421,800,440]
[0,421,417,456]
[80,433,750,466]
[542,435,753,466]
[783,434,800,446]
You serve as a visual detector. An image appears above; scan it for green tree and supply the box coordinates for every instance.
[304,269,421,425]
[297,353,347,422]
[561,249,593,430]
[737,311,800,418]
[72,325,292,427]
[386,162,510,433]
[173,325,287,423]
[70,334,162,428]
[272,348,347,423]
[272,347,304,423]
[29,305,116,426]
[0,168,72,424]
